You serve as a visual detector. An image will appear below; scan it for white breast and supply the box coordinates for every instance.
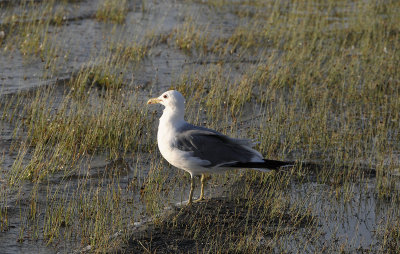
[156,119,211,176]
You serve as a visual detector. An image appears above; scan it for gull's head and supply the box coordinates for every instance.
[147,90,185,112]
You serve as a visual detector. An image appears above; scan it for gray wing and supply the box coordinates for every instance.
[174,126,259,168]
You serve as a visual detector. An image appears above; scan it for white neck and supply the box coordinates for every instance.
[159,107,186,129]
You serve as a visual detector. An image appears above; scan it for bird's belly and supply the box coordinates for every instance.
[157,138,211,176]
[157,141,176,165]
[158,142,190,168]
[157,136,182,166]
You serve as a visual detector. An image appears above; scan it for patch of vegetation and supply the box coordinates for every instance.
[2,86,153,184]
[96,0,128,24]
[124,177,316,253]
[172,17,209,54]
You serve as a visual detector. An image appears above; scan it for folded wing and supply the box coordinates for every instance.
[174,128,262,168]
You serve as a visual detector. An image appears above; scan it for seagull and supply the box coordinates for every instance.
[147,90,293,205]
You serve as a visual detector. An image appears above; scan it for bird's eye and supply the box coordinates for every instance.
[163,95,168,99]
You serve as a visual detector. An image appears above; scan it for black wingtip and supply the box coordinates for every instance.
[262,159,294,169]
[227,159,294,170]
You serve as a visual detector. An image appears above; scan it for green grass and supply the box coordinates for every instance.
[3,86,154,184]
[96,0,128,24]
[0,0,399,252]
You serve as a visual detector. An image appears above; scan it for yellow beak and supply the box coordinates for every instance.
[147,98,162,104]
